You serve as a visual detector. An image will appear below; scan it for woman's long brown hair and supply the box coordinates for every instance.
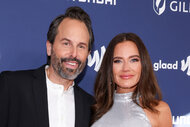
[91,33,162,125]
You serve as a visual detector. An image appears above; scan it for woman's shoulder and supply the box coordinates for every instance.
[156,101,172,119]
[156,101,171,112]
[144,101,172,127]
[155,101,173,127]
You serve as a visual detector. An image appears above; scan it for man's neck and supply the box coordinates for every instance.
[46,66,73,91]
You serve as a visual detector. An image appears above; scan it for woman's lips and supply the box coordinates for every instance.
[120,74,134,79]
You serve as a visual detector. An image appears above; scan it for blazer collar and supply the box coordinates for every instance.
[74,85,82,127]
[31,65,86,127]
[32,65,49,127]
[74,85,90,127]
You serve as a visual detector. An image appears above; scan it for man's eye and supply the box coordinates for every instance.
[78,45,86,49]
[63,42,70,45]
[79,45,85,49]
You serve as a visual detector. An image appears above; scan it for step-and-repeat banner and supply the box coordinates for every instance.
[0,0,189,126]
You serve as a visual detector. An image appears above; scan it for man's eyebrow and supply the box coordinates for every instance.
[79,42,88,46]
[59,38,88,47]
[60,38,71,42]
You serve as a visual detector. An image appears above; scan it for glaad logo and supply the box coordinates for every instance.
[153,56,190,76]
[153,0,166,15]
[87,46,106,72]
[153,60,178,71]
[72,0,116,6]
[181,56,190,76]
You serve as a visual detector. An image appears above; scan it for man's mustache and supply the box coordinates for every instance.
[60,57,81,65]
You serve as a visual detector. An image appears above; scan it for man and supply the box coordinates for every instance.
[0,6,94,127]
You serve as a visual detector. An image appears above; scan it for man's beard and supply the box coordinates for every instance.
[51,49,86,80]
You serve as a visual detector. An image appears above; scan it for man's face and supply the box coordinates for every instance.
[47,18,90,80]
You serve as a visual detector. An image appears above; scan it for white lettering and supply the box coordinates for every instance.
[78,0,86,2]
[181,56,190,76]
[167,63,172,69]
[153,63,159,71]
[105,0,114,5]
[183,2,188,13]
[73,0,116,5]
[173,61,178,69]
[173,116,190,125]
[153,60,178,71]
[180,116,186,124]
[188,116,190,124]
[87,46,106,72]
[170,1,190,13]
[170,1,178,12]
[97,0,104,4]
[159,60,162,68]
[173,116,180,124]
[162,63,167,69]
[179,1,182,12]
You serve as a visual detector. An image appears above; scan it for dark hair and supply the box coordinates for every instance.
[47,6,94,64]
[91,33,162,124]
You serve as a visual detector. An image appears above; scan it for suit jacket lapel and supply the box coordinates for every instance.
[32,65,49,127]
[74,85,84,127]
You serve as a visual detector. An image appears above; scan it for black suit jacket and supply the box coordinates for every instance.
[0,65,94,127]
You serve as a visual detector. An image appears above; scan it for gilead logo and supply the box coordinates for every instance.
[153,0,166,15]
[153,0,190,15]
[170,1,190,13]
[153,56,190,76]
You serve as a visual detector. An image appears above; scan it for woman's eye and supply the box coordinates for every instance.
[113,60,122,63]
[130,58,140,62]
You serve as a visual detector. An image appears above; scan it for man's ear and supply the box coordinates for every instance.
[46,41,52,56]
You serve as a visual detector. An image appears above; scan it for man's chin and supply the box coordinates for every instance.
[59,71,79,80]
[65,68,77,73]
[63,74,78,80]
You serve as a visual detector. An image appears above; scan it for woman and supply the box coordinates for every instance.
[91,33,172,127]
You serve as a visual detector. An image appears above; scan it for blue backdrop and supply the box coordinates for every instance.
[0,0,190,126]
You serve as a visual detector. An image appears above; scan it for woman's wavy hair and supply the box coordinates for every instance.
[91,33,162,124]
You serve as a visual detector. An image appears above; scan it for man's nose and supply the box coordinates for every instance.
[70,46,77,58]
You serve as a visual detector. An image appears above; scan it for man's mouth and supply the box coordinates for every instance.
[67,62,77,66]
[61,57,81,70]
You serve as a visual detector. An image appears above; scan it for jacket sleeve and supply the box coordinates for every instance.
[0,72,9,127]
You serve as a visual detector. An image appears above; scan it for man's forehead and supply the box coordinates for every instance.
[56,18,90,43]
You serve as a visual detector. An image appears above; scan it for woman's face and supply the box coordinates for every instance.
[113,41,142,93]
